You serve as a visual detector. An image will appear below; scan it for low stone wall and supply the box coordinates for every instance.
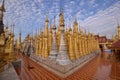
[0,63,20,80]
[30,51,100,78]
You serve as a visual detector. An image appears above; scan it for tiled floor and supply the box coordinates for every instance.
[15,52,120,80]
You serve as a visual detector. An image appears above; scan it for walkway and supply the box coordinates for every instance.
[15,52,120,80]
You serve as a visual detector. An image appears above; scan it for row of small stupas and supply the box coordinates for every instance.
[0,0,15,72]
[94,21,120,50]
[21,10,100,65]
[110,20,120,54]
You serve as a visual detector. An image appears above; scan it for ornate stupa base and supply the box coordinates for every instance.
[56,59,71,65]
[56,51,71,65]
[49,51,58,60]
[30,52,98,78]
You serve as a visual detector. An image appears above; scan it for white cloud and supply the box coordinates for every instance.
[79,0,85,6]
[80,1,120,38]
[89,0,96,4]
[87,0,98,7]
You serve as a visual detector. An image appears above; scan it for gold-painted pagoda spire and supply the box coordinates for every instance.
[73,16,78,33]
[45,13,49,37]
[44,14,49,58]
[117,19,120,39]
[9,24,15,61]
[68,28,75,60]
[73,17,79,59]
[0,0,5,34]
[17,32,22,52]
[59,8,65,31]
[10,24,15,35]
[53,16,56,29]
[0,0,5,12]
[5,22,8,33]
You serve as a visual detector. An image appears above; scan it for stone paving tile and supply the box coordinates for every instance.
[66,54,120,80]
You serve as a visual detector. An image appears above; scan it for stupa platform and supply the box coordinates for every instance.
[30,51,99,78]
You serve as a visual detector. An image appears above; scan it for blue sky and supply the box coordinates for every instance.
[0,0,120,40]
